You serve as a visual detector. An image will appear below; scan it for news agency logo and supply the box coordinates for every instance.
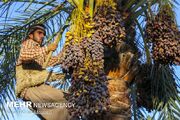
[6,101,75,108]
[6,101,32,108]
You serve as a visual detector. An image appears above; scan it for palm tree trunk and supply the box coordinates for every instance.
[105,43,139,120]
[108,78,131,120]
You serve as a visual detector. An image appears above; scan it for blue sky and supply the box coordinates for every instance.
[0,1,180,120]
[174,3,180,76]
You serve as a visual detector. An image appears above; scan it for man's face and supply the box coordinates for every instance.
[29,29,45,44]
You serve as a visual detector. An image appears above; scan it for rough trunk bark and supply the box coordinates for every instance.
[105,44,139,120]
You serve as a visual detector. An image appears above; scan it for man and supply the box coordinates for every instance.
[16,24,70,120]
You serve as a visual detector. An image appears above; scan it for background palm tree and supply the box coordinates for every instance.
[0,0,179,120]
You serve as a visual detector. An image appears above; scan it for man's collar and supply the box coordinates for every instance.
[29,39,41,46]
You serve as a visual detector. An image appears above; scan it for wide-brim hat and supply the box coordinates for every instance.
[27,24,46,36]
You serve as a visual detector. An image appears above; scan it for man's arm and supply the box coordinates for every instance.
[19,40,48,61]
[19,39,61,67]
[47,56,59,66]
[47,49,64,66]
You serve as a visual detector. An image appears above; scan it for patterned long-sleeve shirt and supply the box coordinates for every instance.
[16,39,61,67]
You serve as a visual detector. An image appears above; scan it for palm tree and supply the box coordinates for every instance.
[0,0,179,120]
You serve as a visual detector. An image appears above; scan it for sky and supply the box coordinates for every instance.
[174,4,180,77]
[0,1,180,120]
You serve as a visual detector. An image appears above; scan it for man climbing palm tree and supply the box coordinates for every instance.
[16,24,70,120]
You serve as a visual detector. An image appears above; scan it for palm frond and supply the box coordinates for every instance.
[0,0,70,40]
[130,84,147,119]
[133,63,180,119]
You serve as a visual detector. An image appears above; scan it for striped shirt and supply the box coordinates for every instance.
[16,39,60,67]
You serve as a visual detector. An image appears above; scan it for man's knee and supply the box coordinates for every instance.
[23,84,66,103]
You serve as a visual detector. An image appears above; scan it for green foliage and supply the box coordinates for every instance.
[89,0,94,18]
[2,0,8,3]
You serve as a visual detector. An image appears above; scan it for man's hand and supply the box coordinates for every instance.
[47,43,58,52]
